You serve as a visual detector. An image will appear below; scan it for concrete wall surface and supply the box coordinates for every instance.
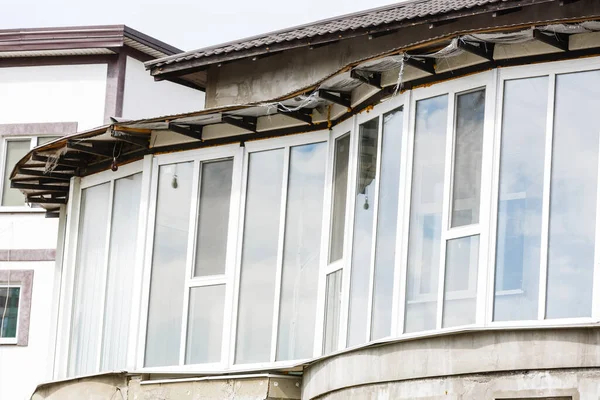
[302,327,600,399]
[30,373,301,400]
[315,369,597,400]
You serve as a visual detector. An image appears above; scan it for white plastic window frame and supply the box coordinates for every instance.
[54,160,146,378]
[396,70,496,337]
[230,130,330,370]
[0,137,39,212]
[0,284,22,344]
[487,57,600,328]
[137,144,242,373]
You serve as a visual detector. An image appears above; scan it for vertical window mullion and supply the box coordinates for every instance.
[436,91,456,330]
[477,72,498,327]
[594,117,600,322]
[222,147,244,367]
[94,180,115,372]
[537,74,556,322]
[270,147,290,362]
[313,134,335,357]
[365,115,384,342]
[178,160,201,366]
[339,117,358,349]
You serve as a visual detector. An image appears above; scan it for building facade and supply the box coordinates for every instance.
[9,0,600,399]
[0,26,204,400]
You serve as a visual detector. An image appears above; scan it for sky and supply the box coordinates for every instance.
[1,0,400,52]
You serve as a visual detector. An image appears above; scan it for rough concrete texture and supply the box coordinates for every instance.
[31,374,301,400]
[302,327,600,399]
[314,369,598,400]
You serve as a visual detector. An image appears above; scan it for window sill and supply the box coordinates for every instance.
[495,289,525,296]
[0,338,18,345]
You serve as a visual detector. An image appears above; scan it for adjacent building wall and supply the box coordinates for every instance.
[122,56,204,120]
[0,63,108,400]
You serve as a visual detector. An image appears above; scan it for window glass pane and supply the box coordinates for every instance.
[277,142,327,361]
[323,269,342,355]
[546,70,600,318]
[347,118,379,347]
[329,134,350,263]
[69,183,110,376]
[194,159,234,277]
[442,235,479,328]
[185,284,225,364]
[145,162,193,367]
[101,173,142,371]
[236,149,284,364]
[0,287,20,338]
[405,95,448,333]
[2,140,31,206]
[37,136,61,146]
[451,89,485,227]
[494,77,548,321]
[371,108,403,341]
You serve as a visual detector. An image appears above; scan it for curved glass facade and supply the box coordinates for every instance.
[61,59,600,377]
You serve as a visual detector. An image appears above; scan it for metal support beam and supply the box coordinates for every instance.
[457,40,495,61]
[67,140,114,158]
[404,57,436,75]
[221,115,258,132]
[317,89,352,108]
[111,130,150,148]
[32,153,85,169]
[350,70,382,89]
[276,106,313,125]
[533,29,569,51]
[17,168,72,181]
[11,182,69,192]
[45,210,60,218]
[168,123,204,141]
[26,196,67,205]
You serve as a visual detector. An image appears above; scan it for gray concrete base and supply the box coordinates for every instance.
[315,368,597,400]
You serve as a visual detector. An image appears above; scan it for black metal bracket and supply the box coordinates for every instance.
[404,57,436,75]
[32,153,85,169]
[533,29,569,51]
[26,195,67,204]
[168,123,204,141]
[11,182,69,193]
[350,70,382,89]
[17,168,72,181]
[111,130,150,148]
[318,89,352,108]
[276,106,313,125]
[222,115,258,132]
[458,40,495,61]
[67,140,114,158]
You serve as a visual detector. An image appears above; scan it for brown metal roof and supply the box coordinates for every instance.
[0,25,182,59]
[146,0,532,69]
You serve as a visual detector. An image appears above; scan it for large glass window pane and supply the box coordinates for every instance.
[371,108,403,341]
[405,95,448,333]
[145,162,193,367]
[329,134,350,263]
[442,235,479,328]
[277,143,327,361]
[194,160,234,277]
[101,173,142,371]
[546,70,600,318]
[2,140,30,206]
[0,287,20,338]
[451,89,485,227]
[235,149,284,364]
[347,118,379,347]
[69,183,110,376]
[323,269,342,355]
[37,136,61,146]
[185,285,225,364]
[494,77,548,321]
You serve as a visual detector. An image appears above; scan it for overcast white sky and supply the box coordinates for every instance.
[1,0,400,51]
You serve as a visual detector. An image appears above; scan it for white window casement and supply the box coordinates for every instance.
[0,122,76,211]
[0,270,33,346]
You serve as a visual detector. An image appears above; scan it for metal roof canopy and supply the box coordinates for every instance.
[11,6,600,213]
